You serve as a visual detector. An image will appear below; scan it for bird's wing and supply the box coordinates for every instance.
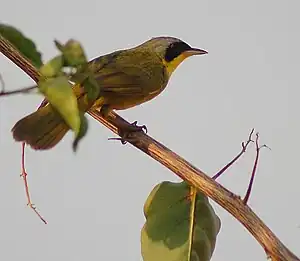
[75,51,146,96]
[75,50,163,97]
[95,70,145,96]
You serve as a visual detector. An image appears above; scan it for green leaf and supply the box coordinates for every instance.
[82,73,101,101]
[55,39,87,66]
[38,76,85,148]
[54,39,101,103]
[0,24,43,68]
[141,181,221,261]
[72,112,88,151]
[39,55,63,77]
[71,71,101,101]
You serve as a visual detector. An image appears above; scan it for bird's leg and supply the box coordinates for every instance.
[109,121,148,144]
[100,105,147,144]
[100,105,147,134]
[99,104,111,118]
[119,121,147,135]
[107,120,147,145]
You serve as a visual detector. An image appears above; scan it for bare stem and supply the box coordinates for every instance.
[1,35,298,261]
[212,128,254,180]
[0,85,37,96]
[243,133,270,204]
[20,142,47,224]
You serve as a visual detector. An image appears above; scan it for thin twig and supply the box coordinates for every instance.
[0,71,37,97]
[20,143,47,224]
[0,85,37,96]
[20,98,50,224]
[0,73,5,92]
[1,35,299,261]
[243,133,270,204]
[212,128,254,180]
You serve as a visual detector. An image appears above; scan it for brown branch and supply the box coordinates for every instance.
[0,35,299,261]
[0,35,41,81]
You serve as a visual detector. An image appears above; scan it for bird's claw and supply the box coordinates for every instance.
[108,137,128,145]
[130,121,147,134]
[108,121,147,145]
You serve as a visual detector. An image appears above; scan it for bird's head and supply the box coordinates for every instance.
[140,36,207,76]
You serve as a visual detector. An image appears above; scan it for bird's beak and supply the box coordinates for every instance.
[184,48,208,57]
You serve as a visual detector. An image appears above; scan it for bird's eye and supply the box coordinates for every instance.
[165,42,191,62]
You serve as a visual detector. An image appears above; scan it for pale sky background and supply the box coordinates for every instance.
[0,1,299,260]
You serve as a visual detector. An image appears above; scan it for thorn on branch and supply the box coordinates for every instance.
[212,128,255,180]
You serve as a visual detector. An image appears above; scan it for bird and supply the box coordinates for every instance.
[11,36,207,150]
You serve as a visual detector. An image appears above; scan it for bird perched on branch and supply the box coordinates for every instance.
[12,36,207,150]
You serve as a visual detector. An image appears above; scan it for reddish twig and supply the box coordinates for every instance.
[212,128,254,180]
[243,133,270,204]
[20,142,47,224]
[19,97,48,223]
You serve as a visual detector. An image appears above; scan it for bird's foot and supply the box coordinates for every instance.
[121,121,147,135]
[108,121,147,144]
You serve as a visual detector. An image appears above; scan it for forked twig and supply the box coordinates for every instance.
[243,133,270,204]
[212,128,254,180]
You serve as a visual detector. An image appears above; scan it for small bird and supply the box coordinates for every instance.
[12,36,207,150]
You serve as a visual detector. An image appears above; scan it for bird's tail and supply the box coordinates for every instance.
[12,104,70,150]
[12,85,105,150]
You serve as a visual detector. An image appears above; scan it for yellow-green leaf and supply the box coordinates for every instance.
[71,70,101,102]
[0,24,42,68]
[142,181,221,261]
[72,112,88,151]
[39,55,63,77]
[55,39,87,66]
[38,76,84,148]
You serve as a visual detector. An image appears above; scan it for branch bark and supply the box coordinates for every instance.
[0,35,298,261]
